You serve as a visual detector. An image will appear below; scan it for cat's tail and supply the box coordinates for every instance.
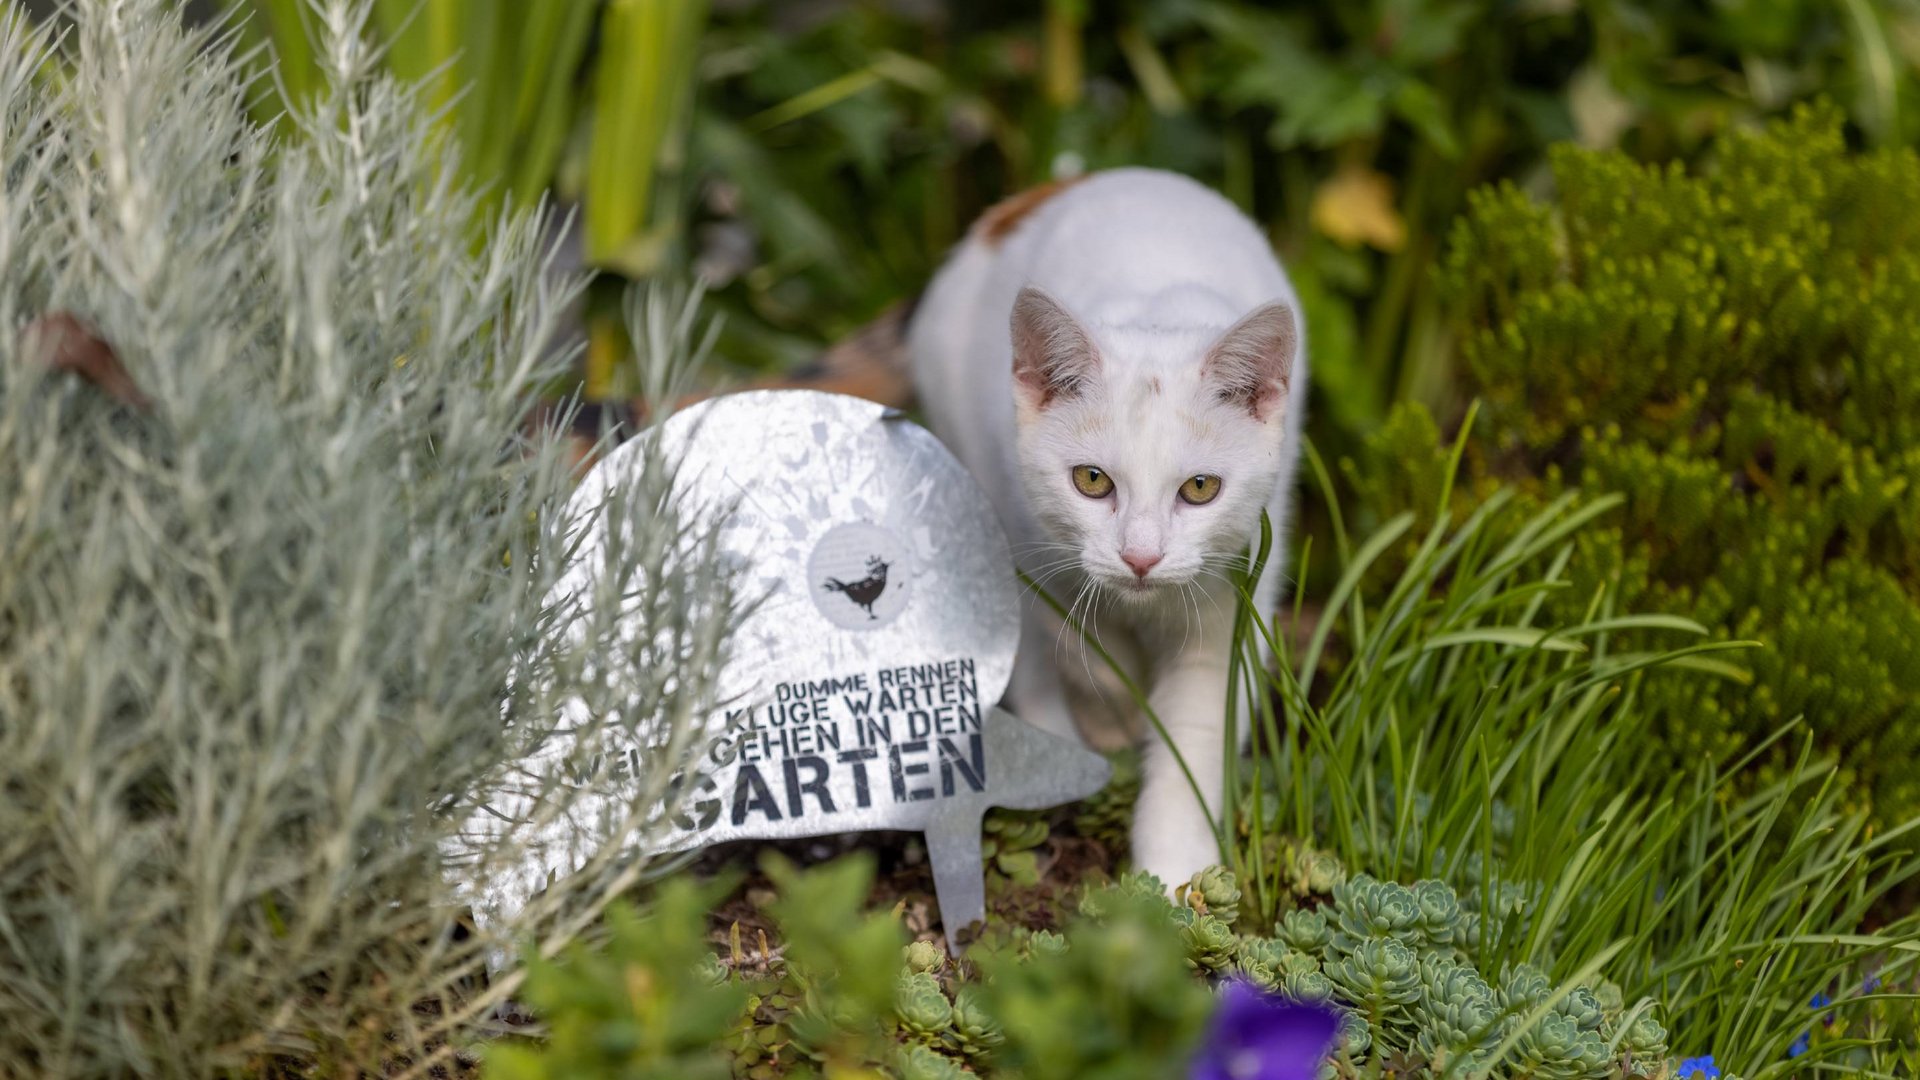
[729,291,920,409]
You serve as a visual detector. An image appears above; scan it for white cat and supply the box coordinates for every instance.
[902,168,1308,891]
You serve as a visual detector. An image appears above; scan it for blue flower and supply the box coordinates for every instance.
[1863,975,1882,994]
[1788,1032,1810,1058]
[1676,1054,1721,1079]
[1190,979,1344,1080]
[1811,991,1835,1027]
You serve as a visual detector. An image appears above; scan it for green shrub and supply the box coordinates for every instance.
[493,855,1671,1080]
[688,0,1920,441]
[488,853,1219,1080]
[1349,102,1920,820]
[489,878,750,1080]
[0,3,739,1074]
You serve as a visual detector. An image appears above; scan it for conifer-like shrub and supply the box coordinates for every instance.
[0,3,738,1074]
[1350,103,1920,820]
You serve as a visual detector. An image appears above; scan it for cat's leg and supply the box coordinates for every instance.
[1130,604,1235,893]
[1130,518,1298,889]
[1005,606,1079,741]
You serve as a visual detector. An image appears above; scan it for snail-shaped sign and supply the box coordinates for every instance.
[462,390,1112,952]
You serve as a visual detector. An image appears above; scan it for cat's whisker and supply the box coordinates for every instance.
[1023,556,1086,585]
[1053,578,1097,670]
[1013,543,1082,570]
[1029,569,1077,592]
[1018,557,1079,576]
[1023,568,1078,595]
[1170,580,1195,654]
[1083,593,1120,690]
[1061,578,1106,666]
[1184,581,1206,652]
[1073,607,1115,703]
[1190,571,1231,620]
[1020,549,1087,573]
[1071,590,1108,698]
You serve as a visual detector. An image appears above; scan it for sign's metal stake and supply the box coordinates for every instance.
[923,706,1112,951]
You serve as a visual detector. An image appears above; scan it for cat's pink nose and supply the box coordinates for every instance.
[1122,551,1163,579]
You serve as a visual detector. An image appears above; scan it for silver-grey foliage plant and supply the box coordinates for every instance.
[0,1,740,1074]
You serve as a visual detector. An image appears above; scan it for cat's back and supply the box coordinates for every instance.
[911,168,1290,373]
[997,169,1287,308]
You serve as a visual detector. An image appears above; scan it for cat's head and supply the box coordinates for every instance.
[1008,285,1297,601]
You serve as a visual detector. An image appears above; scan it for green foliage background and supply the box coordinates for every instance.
[1350,103,1920,822]
[14,1,1920,1077]
[185,0,1920,448]
[685,0,1920,448]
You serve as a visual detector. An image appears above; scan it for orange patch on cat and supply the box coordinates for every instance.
[976,175,1089,246]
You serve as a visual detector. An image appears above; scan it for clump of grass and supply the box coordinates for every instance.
[0,3,740,1075]
[1221,424,1920,1076]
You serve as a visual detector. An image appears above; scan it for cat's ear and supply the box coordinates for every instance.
[1202,301,1296,421]
[1011,286,1100,409]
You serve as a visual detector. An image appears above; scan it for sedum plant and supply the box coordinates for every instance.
[0,2,740,1075]
[1220,867,1668,1079]
[1349,102,1920,821]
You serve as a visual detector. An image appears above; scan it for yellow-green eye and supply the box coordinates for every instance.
[1179,474,1222,505]
[1071,465,1114,499]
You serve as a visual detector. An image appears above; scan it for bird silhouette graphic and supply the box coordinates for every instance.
[822,555,891,619]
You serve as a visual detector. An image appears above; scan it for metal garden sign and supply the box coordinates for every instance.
[463,390,1111,952]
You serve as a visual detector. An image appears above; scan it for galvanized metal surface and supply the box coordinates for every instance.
[463,390,1112,951]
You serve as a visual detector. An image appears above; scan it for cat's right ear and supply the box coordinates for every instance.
[1201,301,1296,422]
[1011,286,1100,409]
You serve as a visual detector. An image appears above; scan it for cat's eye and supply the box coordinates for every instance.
[1179,474,1222,505]
[1071,465,1114,499]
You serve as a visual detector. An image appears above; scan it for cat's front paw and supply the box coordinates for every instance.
[1130,819,1221,899]
[1008,692,1080,741]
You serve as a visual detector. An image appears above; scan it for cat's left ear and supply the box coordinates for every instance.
[1202,301,1297,422]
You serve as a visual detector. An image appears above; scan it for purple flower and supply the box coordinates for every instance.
[1190,979,1344,1080]
[1676,1054,1720,1079]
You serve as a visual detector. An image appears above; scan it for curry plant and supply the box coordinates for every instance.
[220,0,710,398]
[0,3,741,1073]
